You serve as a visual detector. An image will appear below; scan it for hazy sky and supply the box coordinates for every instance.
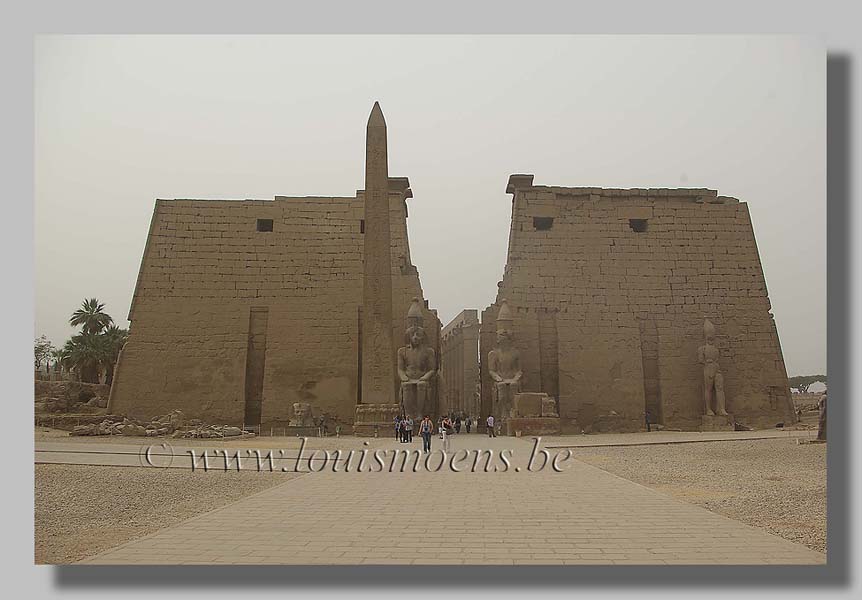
[35,35,825,375]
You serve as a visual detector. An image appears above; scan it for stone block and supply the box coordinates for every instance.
[353,403,401,437]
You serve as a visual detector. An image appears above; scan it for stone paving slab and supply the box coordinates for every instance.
[78,435,825,565]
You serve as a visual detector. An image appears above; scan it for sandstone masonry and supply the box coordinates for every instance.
[479,175,796,433]
[108,131,794,435]
[109,182,440,429]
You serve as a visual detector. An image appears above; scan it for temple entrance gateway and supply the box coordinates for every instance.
[110,106,794,434]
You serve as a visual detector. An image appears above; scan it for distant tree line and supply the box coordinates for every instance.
[789,374,827,394]
[34,298,128,385]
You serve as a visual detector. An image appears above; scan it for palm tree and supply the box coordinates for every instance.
[63,334,108,384]
[50,348,68,375]
[70,298,113,335]
[102,325,129,386]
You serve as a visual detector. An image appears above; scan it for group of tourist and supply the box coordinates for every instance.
[393,413,501,452]
[394,416,414,443]
[393,415,436,453]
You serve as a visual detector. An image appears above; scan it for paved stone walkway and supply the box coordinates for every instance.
[78,435,825,565]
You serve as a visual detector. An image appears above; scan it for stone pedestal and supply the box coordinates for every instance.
[506,417,561,436]
[513,392,544,417]
[353,403,401,437]
[700,414,734,432]
[506,392,561,436]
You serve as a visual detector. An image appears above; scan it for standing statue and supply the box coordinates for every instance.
[816,391,827,441]
[488,299,522,420]
[697,319,728,416]
[398,297,436,420]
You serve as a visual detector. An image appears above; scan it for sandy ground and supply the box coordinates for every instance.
[35,464,299,564]
[572,437,826,553]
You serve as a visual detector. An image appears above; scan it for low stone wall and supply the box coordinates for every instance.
[35,381,111,413]
[35,380,110,402]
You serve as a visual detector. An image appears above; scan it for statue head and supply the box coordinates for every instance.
[407,296,424,327]
[703,319,716,343]
[496,299,515,347]
[496,327,514,347]
[406,324,427,348]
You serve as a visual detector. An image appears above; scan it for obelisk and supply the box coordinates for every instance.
[360,102,397,405]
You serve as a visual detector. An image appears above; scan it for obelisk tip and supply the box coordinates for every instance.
[367,101,386,128]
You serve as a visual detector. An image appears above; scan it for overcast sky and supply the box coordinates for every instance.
[34,35,825,375]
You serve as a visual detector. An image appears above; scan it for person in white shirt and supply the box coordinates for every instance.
[441,416,453,452]
[486,414,496,438]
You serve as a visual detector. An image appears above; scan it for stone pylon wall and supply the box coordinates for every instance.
[480,180,794,432]
[109,188,438,428]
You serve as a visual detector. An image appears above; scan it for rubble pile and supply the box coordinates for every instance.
[70,416,145,437]
[178,425,244,439]
[68,410,251,438]
[35,381,110,414]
